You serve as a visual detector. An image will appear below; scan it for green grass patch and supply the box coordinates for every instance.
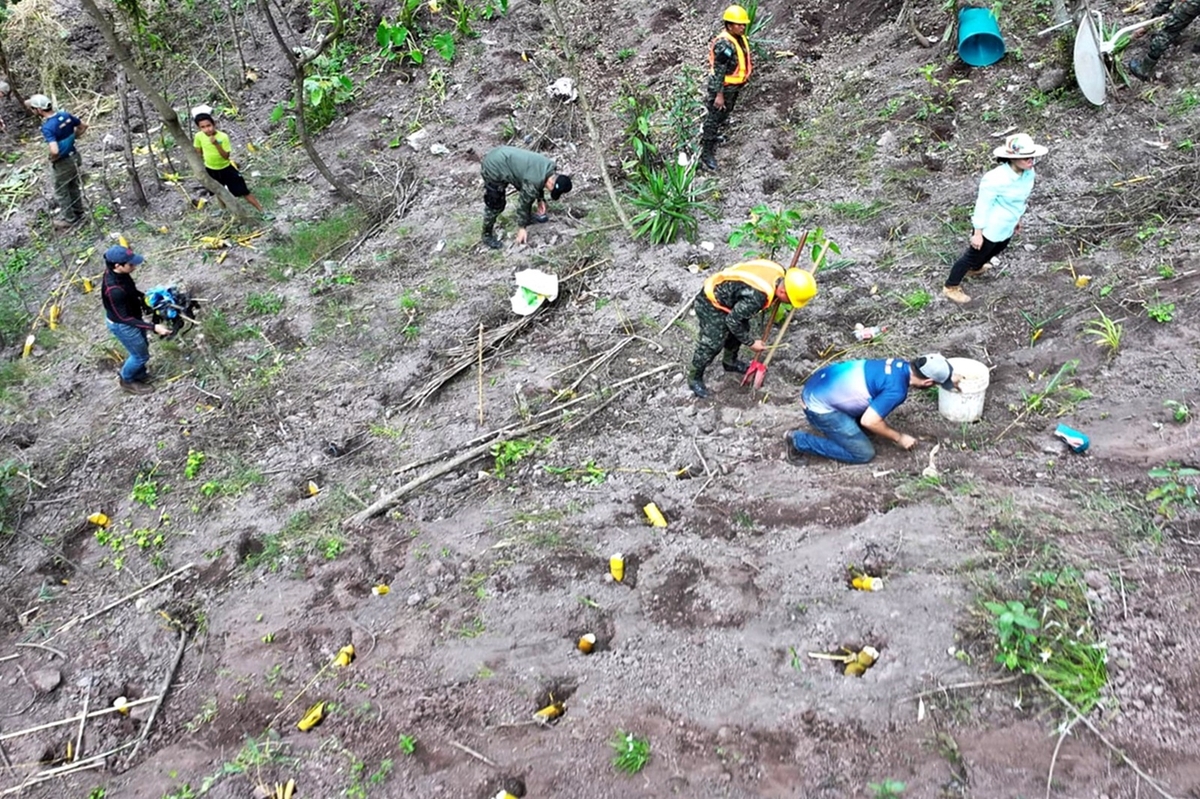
[266,207,366,273]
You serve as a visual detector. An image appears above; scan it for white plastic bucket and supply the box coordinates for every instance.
[938,357,990,423]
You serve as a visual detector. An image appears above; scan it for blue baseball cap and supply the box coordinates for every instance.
[105,246,144,266]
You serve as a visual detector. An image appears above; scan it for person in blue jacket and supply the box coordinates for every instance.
[942,133,1048,305]
[26,93,88,229]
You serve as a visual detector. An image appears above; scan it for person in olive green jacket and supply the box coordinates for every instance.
[480,145,572,250]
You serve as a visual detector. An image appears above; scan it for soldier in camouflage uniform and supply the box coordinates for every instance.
[700,5,753,172]
[688,260,817,398]
[1130,0,1200,78]
[479,145,572,250]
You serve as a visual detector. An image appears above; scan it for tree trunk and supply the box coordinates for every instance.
[255,0,363,206]
[79,0,256,223]
[0,35,24,106]
[117,69,147,207]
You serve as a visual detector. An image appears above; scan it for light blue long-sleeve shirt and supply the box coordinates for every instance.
[970,163,1036,242]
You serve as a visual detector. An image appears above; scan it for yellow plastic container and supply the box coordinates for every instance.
[609,553,625,582]
[643,502,668,528]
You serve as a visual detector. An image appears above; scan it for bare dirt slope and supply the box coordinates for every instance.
[2,0,1200,797]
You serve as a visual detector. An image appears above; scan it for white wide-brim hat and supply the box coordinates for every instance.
[994,133,1048,159]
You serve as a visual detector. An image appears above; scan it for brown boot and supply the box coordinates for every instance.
[119,377,155,395]
[942,285,971,304]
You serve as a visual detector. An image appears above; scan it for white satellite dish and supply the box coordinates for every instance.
[1074,13,1107,106]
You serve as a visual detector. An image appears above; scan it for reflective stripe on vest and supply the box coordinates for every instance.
[709,31,752,86]
[703,260,783,312]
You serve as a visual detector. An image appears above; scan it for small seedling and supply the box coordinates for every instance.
[610,730,651,774]
[184,449,206,480]
[398,734,417,755]
[1083,309,1122,355]
[616,47,635,61]
[1157,263,1175,279]
[1146,462,1200,518]
[1164,399,1190,423]
[896,288,931,311]
[868,780,906,798]
[1146,300,1174,323]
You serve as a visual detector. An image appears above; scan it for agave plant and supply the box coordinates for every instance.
[628,160,716,245]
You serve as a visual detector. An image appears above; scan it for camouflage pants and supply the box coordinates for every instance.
[690,293,745,375]
[1145,0,1200,62]
[700,84,742,148]
[51,151,84,223]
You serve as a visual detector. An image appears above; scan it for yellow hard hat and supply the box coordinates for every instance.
[722,5,750,24]
[783,268,817,308]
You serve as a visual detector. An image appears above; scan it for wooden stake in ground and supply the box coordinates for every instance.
[128,631,188,762]
[477,322,485,426]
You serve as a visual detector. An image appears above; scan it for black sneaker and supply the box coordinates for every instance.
[482,235,503,250]
[722,359,750,374]
[531,213,550,224]
[119,377,155,395]
[700,153,718,171]
[687,376,709,398]
[782,431,804,465]
[1128,58,1152,80]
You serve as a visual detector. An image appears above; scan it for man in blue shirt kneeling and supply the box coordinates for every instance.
[784,355,959,464]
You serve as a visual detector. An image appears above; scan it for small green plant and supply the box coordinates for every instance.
[1171,87,1199,116]
[1164,399,1190,423]
[87,789,107,799]
[1083,309,1122,355]
[430,31,456,61]
[184,449,206,480]
[398,734,417,755]
[544,460,608,486]
[727,203,806,259]
[131,468,165,508]
[610,730,651,774]
[1146,300,1174,323]
[868,780,906,799]
[1017,360,1092,417]
[246,292,285,315]
[490,437,548,478]
[1146,462,1200,518]
[896,288,931,311]
[984,599,1040,670]
[616,47,635,61]
[481,0,508,18]
[1157,263,1175,279]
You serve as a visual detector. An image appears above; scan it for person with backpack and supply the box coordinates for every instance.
[101,246,171,396]
[26,93,87,229]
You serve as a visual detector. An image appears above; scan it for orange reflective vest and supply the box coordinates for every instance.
[704,260,783,312]
[709,31,752,86]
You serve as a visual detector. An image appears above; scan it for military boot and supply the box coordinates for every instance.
[700,143,718,172]
[722,358,751,374]
[481,225,503,250]
[1128,56,1156,80]
[687,369,709,399]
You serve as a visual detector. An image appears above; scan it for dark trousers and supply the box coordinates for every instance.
[690,294,744,375]
[945,236,1011,288]
[701,84,742,147]
[482,180,507,235]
